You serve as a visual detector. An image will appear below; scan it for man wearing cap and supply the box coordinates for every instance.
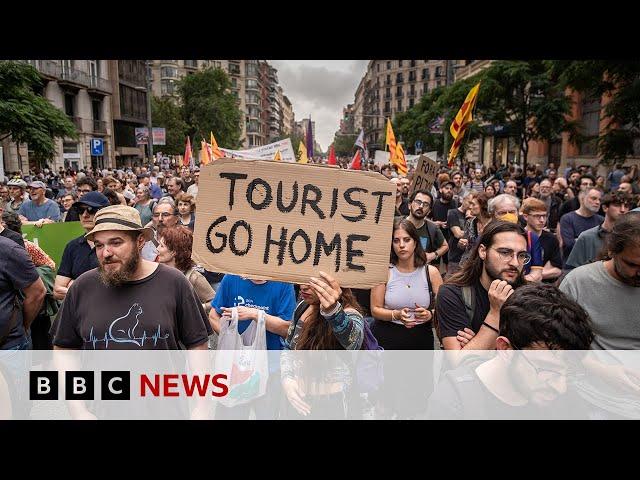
[53,191,110,301]
[431,180,459,270]
[51,205,212,351]
[18,181,61,225]
[5,179,28,215]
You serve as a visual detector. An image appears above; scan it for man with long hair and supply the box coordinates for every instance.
[435,221,530,350]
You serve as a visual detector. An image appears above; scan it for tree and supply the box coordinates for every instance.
[551,60,640,165]
[0,61,77,163]
[479,61,577,170]
[178,67,242,150]
[332,132,358,156]
[151,96,189,155]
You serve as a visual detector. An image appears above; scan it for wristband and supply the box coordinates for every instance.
[320,302,341,318]
[482,321,499,334]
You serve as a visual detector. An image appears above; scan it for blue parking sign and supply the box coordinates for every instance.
[90,138,104,156]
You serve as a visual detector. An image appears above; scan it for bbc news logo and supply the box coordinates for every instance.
[30,371,229,400]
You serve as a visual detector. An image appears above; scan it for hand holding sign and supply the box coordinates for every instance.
[309,271,342,314]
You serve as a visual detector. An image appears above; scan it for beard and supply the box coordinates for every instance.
[411,208,426,219]
[485,258,524,287]
[440,191,453,201]
[614,258,640,287]
[99,246,140,287]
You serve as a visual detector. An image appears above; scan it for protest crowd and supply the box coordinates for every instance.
[1,139,640,420]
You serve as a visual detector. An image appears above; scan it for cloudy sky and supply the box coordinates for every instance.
[270,60,369,153]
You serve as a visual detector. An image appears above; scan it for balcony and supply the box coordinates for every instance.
[408,92,416,98]
[396,77,404,84]
[88,76,112,94]
[59,66,91,89]
[408,75,417,82]
[93,119,108,134]
[29,59,61,79]
[67,116,83,130]
[184,60,198,69]
[383,108,391,115]
[384,93,392,100]
[384,80,392,86]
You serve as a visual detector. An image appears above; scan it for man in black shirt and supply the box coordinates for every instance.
[54,191,109,300]
[431,180,459,269]
[435,221,528,351]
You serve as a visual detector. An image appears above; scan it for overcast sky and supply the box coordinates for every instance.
[270,60,369,153]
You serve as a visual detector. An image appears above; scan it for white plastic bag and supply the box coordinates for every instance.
[215,307,269,407]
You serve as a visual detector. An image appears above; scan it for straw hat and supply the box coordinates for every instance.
[85,205,154,241]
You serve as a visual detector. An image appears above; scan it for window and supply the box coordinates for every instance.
[410,60,416,67]
[387,61,391,70]
[386,74,391,85]
[377,63,380,72]
[184,60,197,68]
[409,99,414,108]
[384,101,390,113]
[64,94,75,116]
[246,78,259,89]
[92,99,102,121]
[161,79,176,95]
[397,99,402,111]
[409,70,416,82]
[579,96,601,156]
[435,66,443,77]
[396,72,403,83]
[422,68,429,80]
[396,86,403,96]
[161,66,177,78]
[63,142,78,154]
[385,87,391,97]
[246,62,259,77]
[398,60,403,67]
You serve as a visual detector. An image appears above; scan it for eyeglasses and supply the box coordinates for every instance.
[517,352,565,384]
[489,247,531,265]
[153,212,177,218]
[75,205,100,216]
[412,199,431,208]
[528,213,548,221]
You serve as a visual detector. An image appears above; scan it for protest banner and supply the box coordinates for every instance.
[410,154,439,195]
[192,158,396,287]
[218,138,296,163]
[22,221,85,269]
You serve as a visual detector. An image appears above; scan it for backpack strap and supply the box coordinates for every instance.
[461,285,476,325]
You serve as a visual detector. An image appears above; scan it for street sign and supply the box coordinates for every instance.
[90,138,104,156]
[415,140,423,150]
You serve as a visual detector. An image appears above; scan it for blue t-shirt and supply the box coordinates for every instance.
[18,199,61,221]
[211,275,296,351]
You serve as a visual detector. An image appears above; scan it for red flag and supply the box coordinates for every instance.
[183,137,192,167]
[328,144,337,165]
[349,149,362,170]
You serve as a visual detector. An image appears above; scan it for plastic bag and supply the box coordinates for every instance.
[215,308,269,407]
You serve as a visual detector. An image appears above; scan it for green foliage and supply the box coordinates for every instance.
[151,96,189,155]
[333,132,358,156]
[552,60,640,165]
[0,61,77,160]
[178,67,242,150]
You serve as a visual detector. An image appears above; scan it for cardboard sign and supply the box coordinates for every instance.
[192,158,396,288]
[410,154,439,195]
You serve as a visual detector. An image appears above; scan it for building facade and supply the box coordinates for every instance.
[2,60,114,173]
[353,60,448,156]
[109,60,147,167]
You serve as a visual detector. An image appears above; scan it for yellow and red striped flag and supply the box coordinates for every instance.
[392,142,408,176]
[448,82,480,167]
[385,118,397,162]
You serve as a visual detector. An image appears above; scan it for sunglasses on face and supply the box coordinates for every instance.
[75,205,100,216]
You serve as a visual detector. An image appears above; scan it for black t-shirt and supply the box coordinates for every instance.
[352,288,371,317]
[0,236,39,348]
[558,197,579,220]
[446,208,467,263]
[51,264,213,350]
[58,235,98,279]
[0,228,25,248]
[539,230,562,269]
[432,198,458,240]
[435,282,490,338]
[65,206,79,222]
